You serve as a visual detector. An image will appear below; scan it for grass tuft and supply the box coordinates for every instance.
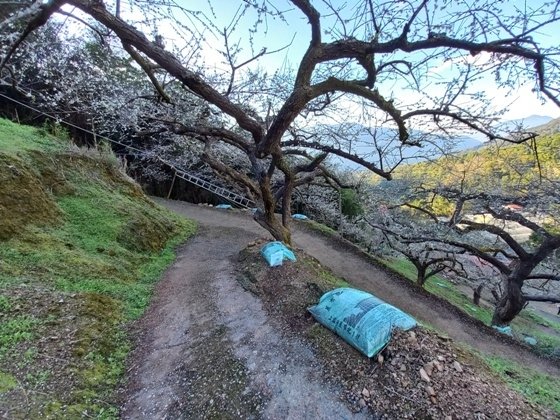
[484,355,560,415]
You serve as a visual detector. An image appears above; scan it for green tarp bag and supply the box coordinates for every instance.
[308,287,416,357]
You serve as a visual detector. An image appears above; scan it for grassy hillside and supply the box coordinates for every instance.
[381,257,560,354]
[404,134,559,184]
[0,119,196,418]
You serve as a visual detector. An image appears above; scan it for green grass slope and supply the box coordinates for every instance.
[0,119,196,418]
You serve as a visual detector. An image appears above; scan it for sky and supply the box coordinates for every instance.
[162,0,560,121]
[66,0,560,123]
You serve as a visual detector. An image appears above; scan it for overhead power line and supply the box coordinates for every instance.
[0,92,255,208]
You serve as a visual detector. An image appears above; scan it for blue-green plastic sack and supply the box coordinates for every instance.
[492,325,513,336]
[308,287,416,357]
[260,241,296,267]
[216,204,232,209]
[524,336,537,346]
[292,213,309,220]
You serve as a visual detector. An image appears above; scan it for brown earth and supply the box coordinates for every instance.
[119,199,559,419]
[236,242,550,418]
[120,224,366,419]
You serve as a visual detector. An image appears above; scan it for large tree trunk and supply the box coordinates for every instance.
[281,183,293,229]
[491,257,546,325]
[473,283,484,306]
[254,176,292,245]
[254,209,291,244]
[416,265,427,287]
[491,277,525,326]
[410,257,426,287]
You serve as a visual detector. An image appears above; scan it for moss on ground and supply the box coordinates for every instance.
[0,372,17,393]
[117,210,178,252]
[0,153,61,240]
[305,220,338,236]
[0,118,197,418]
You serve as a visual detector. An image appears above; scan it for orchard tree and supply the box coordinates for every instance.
[2,0,560,244]
[0,21,235,185]
[367,175,560,326]
[378,228,467,287]
[0,0,33,23]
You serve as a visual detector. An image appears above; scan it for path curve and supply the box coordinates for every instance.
[156,199,559,377]
[121,206,366,419]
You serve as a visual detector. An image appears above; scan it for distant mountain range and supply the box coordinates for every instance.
[532,116,560,135]
[502,114,554,131]
[331,127,483,171]
[332,115,557,171]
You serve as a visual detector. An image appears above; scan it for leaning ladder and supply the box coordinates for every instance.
[156,158,256,209]
[173,169,255,209]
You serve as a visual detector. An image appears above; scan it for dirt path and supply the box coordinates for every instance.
[121,217,366,419]
[291,229,560,373]
[152,199,559,377]
[120,199,559,418]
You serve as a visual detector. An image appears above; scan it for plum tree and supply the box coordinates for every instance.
[1,0,559,244]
